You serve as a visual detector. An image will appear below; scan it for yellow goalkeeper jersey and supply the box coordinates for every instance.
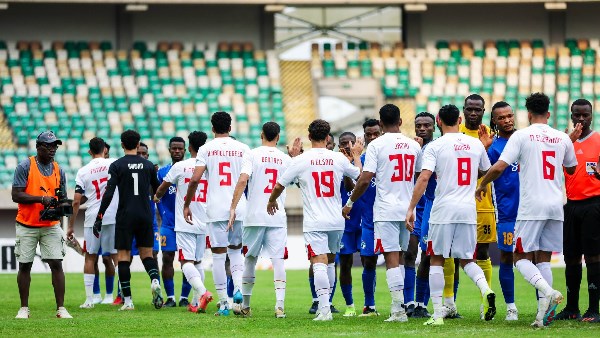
[459,124,495,213]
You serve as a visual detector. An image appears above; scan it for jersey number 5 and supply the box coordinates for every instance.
[312,171,334,198]
[219,162,232,186]
[389,154,415,182]
[542,151,556,180]
[91,177,108,199]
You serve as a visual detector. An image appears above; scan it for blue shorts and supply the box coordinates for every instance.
[419,198,434,252]
[160,227,177,252]
[497,221,516,252]
[360,226,379,256]
[131,238,139,256]
[340,229,362,255]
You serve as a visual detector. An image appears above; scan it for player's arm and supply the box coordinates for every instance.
[67,189,83,239]
[154,180,172,202]
[228,173,250,229]
[183,165,206,224]
[97,164,118,219]
[405,169,433,232]
[350,137,364,174]
[342,171,374,219]
[476,160,508,200]
[11,164,54,205]
[267,183,285,215]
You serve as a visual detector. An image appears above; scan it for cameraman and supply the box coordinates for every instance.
[11,131,72,319]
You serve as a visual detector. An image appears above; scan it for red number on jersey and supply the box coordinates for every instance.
[457,158,471,186]
[264,168,278,194]
[311,171,334,198]
[389,154,416,182]
[184,178,208,202]
[219,162,232,186]
[91,177,108,199]
[542,151,556,180]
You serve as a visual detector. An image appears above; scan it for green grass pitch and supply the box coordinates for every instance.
[1,267,598,337]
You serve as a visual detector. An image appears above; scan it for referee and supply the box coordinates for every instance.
[12,131,72,319]
[95,130,163,311]
[556,99,600,323]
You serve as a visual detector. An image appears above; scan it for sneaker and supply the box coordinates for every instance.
[56,307,73,318]
[215,304,230,317]
[240,307,252,318]
[179,298,190,307]
[412,305,431,318]
[197,291,213,313]
[384,310,408,322]
[308,301,319,314]
[536,296,550,324]
[275,307,286,318]
[112,295,124,306]
[424,317,444,326]
[92,294,102,304]
[359,306,380,317]
[543,290,563,326]
[233,290,243,305]
[330,305,340,314]
[232,303,242,315]
[555,308,581,320]
[580,310,600,323]
[163,298,177,308]
[101,295,114,304]
[343,305,357,317]
[531,319,544,328]
[441,305,457,319]
[187,304,199,313]
[151,281,164,309]
[506,308,518,321]
[483,289,497,321]
[313,311,333,321]
[79,300,94,309]
[15,307,29,319]
[405,303,416,317]
[119,303,135,311]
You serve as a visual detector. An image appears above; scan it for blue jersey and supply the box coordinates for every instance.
[359,153,377,230]
[488,136,519,223]
[157,163,177,230]
[341,180,362,232]
[149,197,158,232]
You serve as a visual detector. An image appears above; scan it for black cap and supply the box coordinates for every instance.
[36,131,62,145]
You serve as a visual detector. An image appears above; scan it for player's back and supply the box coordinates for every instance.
[76,157,119,226]
[425,133,490,224]
[244,146,290,226]
[499,124,576,221]
[197,137,250,222]
[110,154,158,221]
[168,158,208,233]
[364,132,421,221]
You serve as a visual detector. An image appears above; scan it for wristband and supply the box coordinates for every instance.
[345,199,354,208]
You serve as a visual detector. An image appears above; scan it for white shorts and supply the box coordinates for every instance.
[427,223,476,259]
[374,221,410,254]
[514,220,562,253]
[243,226,287,259]
[304,230,343,260]
[176,231,206,262]
[84,224,116,255]
[208,220,242,248]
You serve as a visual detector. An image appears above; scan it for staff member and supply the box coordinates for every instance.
[12,131,72,319]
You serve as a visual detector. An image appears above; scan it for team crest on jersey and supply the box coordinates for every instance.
[360,240,366,249]
[168,185,177,194]
[510,162,519,172]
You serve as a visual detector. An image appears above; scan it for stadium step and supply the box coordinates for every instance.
[280,61,316,145]
[391,98,417,136]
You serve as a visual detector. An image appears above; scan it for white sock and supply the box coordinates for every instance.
[464,262,491,296]
[515,259,553,297]
[385,266,404,312]
[182,262,207,299]
[124,296,132,305]
[444,297,455,308]
[84,273,95,302]
[507,303,517,310]
[327,263,335,296]
[212,253,228,304]
[195,263,205,283]
[429,266,444,319]
[242,256,257,308]
[227,248,244,294]
[272,257,286,309]
[536,262,553,288]
[313,263,330,313]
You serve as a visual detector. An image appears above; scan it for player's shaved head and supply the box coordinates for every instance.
[211,111,232,134]
[525,93,550,116]
[262,122,281,142]
[121,130,141,150]
[438,104,461,126]
[308,119,331,142]
[89,137,105,155]
[379,104,401,126]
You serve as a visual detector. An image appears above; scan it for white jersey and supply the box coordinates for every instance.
[163,158,207,234]
[499,123,577,221]
[196,137,250,222]
[363,132,422,221]
[241,146,291,227]
[422,133,491,224]
[75,158,119,227]
[278,148,360,232]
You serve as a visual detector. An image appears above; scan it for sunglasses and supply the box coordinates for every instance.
[39,143,59,150]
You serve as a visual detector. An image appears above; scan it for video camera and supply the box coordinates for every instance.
[40,187,73,221]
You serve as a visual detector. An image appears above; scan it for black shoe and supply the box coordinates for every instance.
[555,308,581,320]
[581,310,600,323]
[405,303,416,317]
[163,298,177,308]
[446,312,463,319]
[178,298,190,307]
[330,305,340,314]
[412,305,431,318]
[309,301,319,314]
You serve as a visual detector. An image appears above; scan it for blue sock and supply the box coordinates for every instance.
[105,275,114,295]
[404,266,416,304]
[362,267,376,307]
[329,274,337,302]
[93,274,101,295]
[415,276,427,304]
[181,274,192,299]
[227,276,234,298]
[341,284,353,306]
[309,277,317,300]
[499,261,515,304]
[453,278,459,301]
[164,278,175,298]
[424,280,430,306]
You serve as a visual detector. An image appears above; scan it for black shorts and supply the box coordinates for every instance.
[115,215,154,251]
[563,196,600,257]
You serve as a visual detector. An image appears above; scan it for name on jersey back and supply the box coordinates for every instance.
[207,150,244,157]
[395,142,411,149]
[262,156,283,165]
[454,144,471,151]
[311,158,333,166]
[89,166,108,174]
[529,134,561,144]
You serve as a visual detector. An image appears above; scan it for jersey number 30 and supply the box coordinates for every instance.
[389,154,415,182]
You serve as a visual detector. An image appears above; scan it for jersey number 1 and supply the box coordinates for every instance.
[312,171,334,198]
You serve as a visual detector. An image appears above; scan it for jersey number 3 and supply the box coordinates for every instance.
[264,168,278,193]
